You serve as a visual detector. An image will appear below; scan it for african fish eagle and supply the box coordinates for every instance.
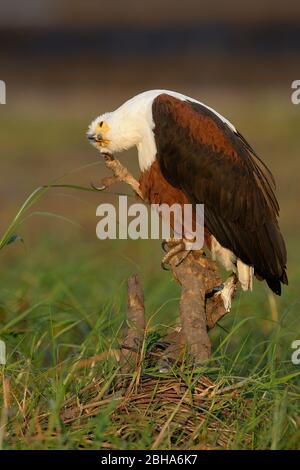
[87,90,288,295]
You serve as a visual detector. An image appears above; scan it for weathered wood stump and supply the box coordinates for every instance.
[165,249,229,363]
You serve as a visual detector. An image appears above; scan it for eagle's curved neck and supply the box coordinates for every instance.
[114,94,158,172]
[137,126,157,172]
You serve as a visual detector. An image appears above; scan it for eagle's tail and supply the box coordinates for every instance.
[266,267,288,296]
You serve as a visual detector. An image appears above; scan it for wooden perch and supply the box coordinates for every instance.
[163,250,230,363]
[100,153,234,364]
[120,275,146,371]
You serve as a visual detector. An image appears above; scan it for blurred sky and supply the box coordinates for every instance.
[1,0,300,92]
[1,0,300,27]
[0,1,299,243]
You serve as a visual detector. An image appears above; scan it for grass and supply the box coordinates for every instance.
[0,234,299,450]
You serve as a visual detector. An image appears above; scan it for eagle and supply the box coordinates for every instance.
[87,90,288,296]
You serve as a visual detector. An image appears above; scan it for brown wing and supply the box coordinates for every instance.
[152,93,288,294]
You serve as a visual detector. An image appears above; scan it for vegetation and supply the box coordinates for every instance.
[0,91,299,449]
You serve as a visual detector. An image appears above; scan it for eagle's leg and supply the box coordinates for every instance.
[101,152,144,199]
[161,238,194,270]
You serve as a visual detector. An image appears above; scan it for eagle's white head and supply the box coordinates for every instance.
[87,106,146,155]
[86,91,161,167]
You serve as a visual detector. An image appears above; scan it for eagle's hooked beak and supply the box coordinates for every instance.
[87,132,104,143]
[87,133,95,142]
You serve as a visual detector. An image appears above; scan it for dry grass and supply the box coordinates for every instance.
[22,352,252,451]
